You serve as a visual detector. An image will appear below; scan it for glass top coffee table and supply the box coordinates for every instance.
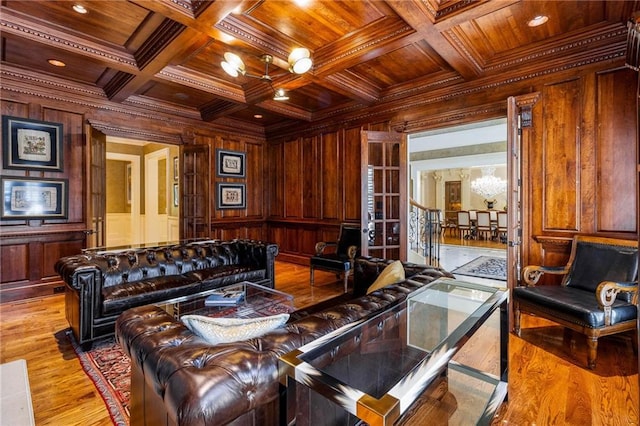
[279,277,508,426]
[155,281,294,320]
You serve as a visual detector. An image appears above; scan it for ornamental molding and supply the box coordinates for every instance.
[0,9,137,70]
[158,66,245,102]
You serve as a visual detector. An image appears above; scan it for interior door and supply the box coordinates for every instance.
[86,125,106,249]
[181,144,210,240]
[360,130,407,261]
[144,148,170,243]
[507,93,540,330]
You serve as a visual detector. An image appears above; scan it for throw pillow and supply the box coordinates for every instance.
[182,313,290,345]
[367,260,405,294]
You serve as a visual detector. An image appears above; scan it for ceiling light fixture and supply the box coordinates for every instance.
[527,15,548,27]
[73,4,88,14]
[287,48,312,74]
[470,167,507,208]
[221,48,312,101]
[273,88,289,101]
[47,59,66,67]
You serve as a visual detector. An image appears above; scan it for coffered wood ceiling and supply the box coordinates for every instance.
[1,1,637,136]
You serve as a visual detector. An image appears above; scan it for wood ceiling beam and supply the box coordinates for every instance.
[128,0,256,40]
[157,65,246,103]
[386,0,483,78]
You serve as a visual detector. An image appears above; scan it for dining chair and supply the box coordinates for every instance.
[456,211,473,239]
[489,210,498,224]
[475,211,494,240]
[497,211,508,243]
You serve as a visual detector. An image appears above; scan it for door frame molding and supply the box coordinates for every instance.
[106,152,141,245]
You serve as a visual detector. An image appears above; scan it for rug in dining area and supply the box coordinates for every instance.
[451,256,507,281]
[68,330,130,426]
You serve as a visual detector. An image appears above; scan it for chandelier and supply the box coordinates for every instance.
[221,48,313,101]
[470,167,507,200]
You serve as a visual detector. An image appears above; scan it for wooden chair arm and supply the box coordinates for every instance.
[315,241,337,255]
[521,265,570,286]
[596,280,638,326]
[347,245,358,261]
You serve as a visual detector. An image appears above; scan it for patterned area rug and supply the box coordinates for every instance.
[451,256,507,281]
[67,330,130,426]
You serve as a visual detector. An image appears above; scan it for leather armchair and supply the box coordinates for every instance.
[514,235,638,369]
[310,223,362,293]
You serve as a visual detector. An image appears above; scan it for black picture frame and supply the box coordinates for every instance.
[1,176,68,219]
[216,149,245,178]
[2,116,64,172]
[216,183,246,209]
[173,156,179,180]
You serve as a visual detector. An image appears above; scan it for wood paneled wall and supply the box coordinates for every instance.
[0,101,87,302]
[1,63,637,301]
[266,125,378,264]
[183,132,268,241]
[268,123,389,264]
[523,66,638,276]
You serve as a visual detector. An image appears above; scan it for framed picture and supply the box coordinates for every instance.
[1,176,68,219]
[216,183,246,209]
[173,156,179,180]
[173,183,179,207]
[2,116,64,172]
[216,149,245,178]
[126,163,132,205]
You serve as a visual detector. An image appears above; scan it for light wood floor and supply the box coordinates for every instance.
[0,261,637,425]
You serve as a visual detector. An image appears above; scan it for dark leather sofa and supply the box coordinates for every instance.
[115,257,454,426]
[55,239,279,346]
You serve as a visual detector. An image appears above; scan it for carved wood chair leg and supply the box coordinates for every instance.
[343,272,349,293]
[310,267,315,286]
[586,337,598,369]
[514,305,521,337]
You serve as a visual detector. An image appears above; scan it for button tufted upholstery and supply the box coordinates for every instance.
[115,257,453,426]
[55,239,279,346]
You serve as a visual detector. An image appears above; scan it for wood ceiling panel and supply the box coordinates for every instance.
[178,39,233,80]
[2,35,107,85]
[458,1,611,57]
[288,83,351,112]
[4,0,150,47]
[350,43,447,88]
[138,80,219,109]
[0,0,633,132]
[245,0,389,49]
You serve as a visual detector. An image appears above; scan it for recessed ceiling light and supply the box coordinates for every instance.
[47,59,66,67]
[254,114,263,119]
[73,4,88,14]
[528,15,548,27]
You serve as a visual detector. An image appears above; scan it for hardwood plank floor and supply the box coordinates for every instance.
[0,261,637,425]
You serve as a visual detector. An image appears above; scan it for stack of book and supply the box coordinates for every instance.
[204,289,245,306]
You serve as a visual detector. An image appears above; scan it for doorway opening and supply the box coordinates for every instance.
[408,118,508,274]
[105,137,179,248]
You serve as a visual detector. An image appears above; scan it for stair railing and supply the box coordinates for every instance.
[409,199,441,267]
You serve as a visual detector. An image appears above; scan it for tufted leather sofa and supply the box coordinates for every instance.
[55,239,279,346]
[115,257,453,426]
